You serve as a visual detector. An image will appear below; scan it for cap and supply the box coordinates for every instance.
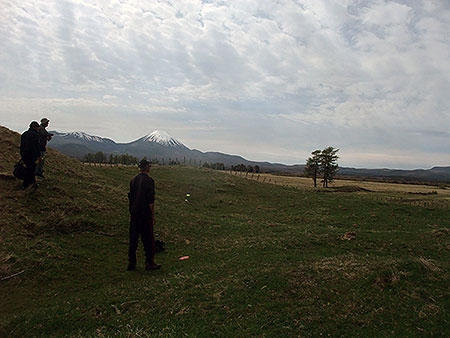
[41,118,50,124]
[138,159,151,170]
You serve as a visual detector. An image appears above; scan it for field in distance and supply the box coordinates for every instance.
[231,171,450,194]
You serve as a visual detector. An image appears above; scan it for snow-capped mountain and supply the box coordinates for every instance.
[50,129,189,158]
[49,130,118,157]
[139,130,184,147]
[59,131,114,143]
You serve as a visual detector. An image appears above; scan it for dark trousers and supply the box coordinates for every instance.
[23,160,37,188]
[36,151,46,176]
[128,213,155,266]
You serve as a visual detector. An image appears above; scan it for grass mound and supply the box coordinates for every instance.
[330,185,371,192]
[0,126,120,283]
[0,126,22,173]
[313,185,371,193]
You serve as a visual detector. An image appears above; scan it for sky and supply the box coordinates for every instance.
[1,0,449,169]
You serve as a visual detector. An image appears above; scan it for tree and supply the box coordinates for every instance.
[320,147,339,188]
[231,164,246,172]
[94,151,106,163]
[305,150,321,187]
[83,153,94,163]
[215,163,225,170]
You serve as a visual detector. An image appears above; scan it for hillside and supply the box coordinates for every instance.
[1,125,449,337]
[0,125,126,281]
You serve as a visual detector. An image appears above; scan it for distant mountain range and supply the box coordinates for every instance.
[49,130,275,167]
[48,130,450,183]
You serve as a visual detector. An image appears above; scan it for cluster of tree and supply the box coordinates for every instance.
[202,162,226,170]
[82,152,140,165]
[155,158,203,166]
[81,154,218,168]
[230,164,260,173]
[304,147,339,188]
[162,158,206,166]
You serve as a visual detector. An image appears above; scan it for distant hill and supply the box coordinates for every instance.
[337,166,450,183]
[37,128,450,183]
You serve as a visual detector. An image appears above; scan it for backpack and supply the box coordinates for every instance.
[13,160,27,180]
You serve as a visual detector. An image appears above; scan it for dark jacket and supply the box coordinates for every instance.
[20,128,41,162]
[38,125,53,151]
[128,173,155,217]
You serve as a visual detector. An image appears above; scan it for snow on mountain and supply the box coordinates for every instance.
[54,129,183,147]
[61,131,110,143]
[141,130,184,147]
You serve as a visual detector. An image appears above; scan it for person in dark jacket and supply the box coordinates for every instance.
[20,121,42,189]
[127,159,161,271]
[36,117,53,178]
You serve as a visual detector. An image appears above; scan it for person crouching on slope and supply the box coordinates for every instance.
[127,159,161,271]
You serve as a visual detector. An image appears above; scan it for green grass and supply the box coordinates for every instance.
[1,163,449,337]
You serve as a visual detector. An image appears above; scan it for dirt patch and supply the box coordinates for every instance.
[341,232,357,240]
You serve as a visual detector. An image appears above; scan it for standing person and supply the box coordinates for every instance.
[127,159,161,271]
[36,117,53,178]
[20,121,42,189]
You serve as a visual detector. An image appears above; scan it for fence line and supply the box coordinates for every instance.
[83,162,136,167]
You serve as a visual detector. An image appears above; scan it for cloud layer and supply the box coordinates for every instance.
[1,0,449,168]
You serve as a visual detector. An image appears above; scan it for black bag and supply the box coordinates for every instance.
[155,240,165,253]
[13,160,27,180]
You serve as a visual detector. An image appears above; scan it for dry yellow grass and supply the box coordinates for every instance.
[224,171,450,196]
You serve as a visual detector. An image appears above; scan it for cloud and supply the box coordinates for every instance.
[0,0,449,168]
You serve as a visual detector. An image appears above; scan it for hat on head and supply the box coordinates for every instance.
[30,121,40,129]
[41,118,50,124]
[138,159,151,170]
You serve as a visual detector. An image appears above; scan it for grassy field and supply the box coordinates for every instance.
[1,128,449,337]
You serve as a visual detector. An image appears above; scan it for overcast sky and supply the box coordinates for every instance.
[1,0,449,169]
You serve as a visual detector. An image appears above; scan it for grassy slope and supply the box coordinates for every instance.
[1,126,449,337]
